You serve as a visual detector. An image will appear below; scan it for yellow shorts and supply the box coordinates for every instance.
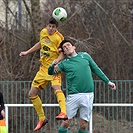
[31,66,61,90]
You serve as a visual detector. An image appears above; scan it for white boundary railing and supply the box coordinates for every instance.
[5,103,133,133]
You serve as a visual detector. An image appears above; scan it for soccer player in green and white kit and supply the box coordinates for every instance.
[48,39,116,133]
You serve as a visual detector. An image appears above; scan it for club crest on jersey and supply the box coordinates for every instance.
[45,38,50,44]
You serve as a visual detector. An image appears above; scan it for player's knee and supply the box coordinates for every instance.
[52,85,61,91]
[61,120,70,128]
[28,87,38,97]
[29,89,34,97]
[80,125,88,131]
[28,91,32,97]
[80,126,87,131]
[80,120,88,130]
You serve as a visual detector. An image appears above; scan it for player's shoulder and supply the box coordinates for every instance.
[60,57,70,65]
[40,28,47,34]
[62,58,69,62]
[78,52,90,58]
[55,30,64,40]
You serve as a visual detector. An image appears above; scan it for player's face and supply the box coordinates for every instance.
[62,42,76,56]
[46,24,57,35]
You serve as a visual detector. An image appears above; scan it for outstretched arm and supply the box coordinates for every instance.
[90,59,117,90]
[108,81,116,90]
[83,53,117,90]
[19,42,41,56]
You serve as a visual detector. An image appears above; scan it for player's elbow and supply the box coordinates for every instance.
[48,71,52,75]
[48,72,53,75]
[48,67,53,75]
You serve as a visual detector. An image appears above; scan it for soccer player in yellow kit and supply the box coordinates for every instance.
[19,17,67,131]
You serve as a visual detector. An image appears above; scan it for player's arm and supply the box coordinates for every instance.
[48,61,63,75]
[19,42,41,56]
[57,52,65,62]
[54,51,65,65]
[85,53,116,90]
[84,53,109,83]
[48,63,59,75]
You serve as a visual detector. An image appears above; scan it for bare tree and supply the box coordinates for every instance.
[0,0,132,80]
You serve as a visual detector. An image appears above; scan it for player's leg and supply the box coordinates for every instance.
[58,119,70,133]
[29,87,45,121]
[78,118,88,133]
[29,69,49,131]
[78,93,94,133]
[51,74,67,120]
[58,94,79,132]
[29,86,48,131]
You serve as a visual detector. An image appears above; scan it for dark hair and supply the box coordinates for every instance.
[48,17,59,27]
[60,39,75,51]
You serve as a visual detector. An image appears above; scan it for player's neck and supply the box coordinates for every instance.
[68,52,77,58]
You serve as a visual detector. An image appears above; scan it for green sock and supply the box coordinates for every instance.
[78,129,87,133]
[58,125,68,133]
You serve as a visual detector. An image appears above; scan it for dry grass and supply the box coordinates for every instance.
[41,113,133,133]
[92,113,133,133]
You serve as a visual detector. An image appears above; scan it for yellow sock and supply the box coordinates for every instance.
[55,90,66,114]
[30,95,46,121]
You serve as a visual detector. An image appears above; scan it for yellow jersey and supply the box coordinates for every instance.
[39,28,64,68]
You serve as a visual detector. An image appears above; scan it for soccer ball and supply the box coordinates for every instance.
[52,7,67,22]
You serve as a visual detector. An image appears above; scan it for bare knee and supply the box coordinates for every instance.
[28,87,39,97]
[52,85,61,92]
[61,120,70,128]
[80,119,88,130]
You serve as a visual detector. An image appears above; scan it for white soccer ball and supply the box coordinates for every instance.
[52,7,67,22]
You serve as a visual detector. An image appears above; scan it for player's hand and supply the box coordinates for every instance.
[108,81,116,90]
[1,110,5,118]
[52,59,60,73]
[19,51,28,56]
[50,61,59,73]
[54,64,59,73]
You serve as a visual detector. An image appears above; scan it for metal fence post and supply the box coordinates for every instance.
[5,105,8,131]
[89,113,93,133]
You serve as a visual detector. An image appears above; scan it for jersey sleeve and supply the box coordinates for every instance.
[56,31,64,53]
[58,45,63,53]
[48,62,64,75]
[48,65,55,75]
[83,52,110,84]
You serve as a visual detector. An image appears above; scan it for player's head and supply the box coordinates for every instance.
[60,39,76,56]
[48,17,59,27]
[46,17,59,35]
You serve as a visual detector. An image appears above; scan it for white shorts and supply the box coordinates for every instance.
[66,93,94,122]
